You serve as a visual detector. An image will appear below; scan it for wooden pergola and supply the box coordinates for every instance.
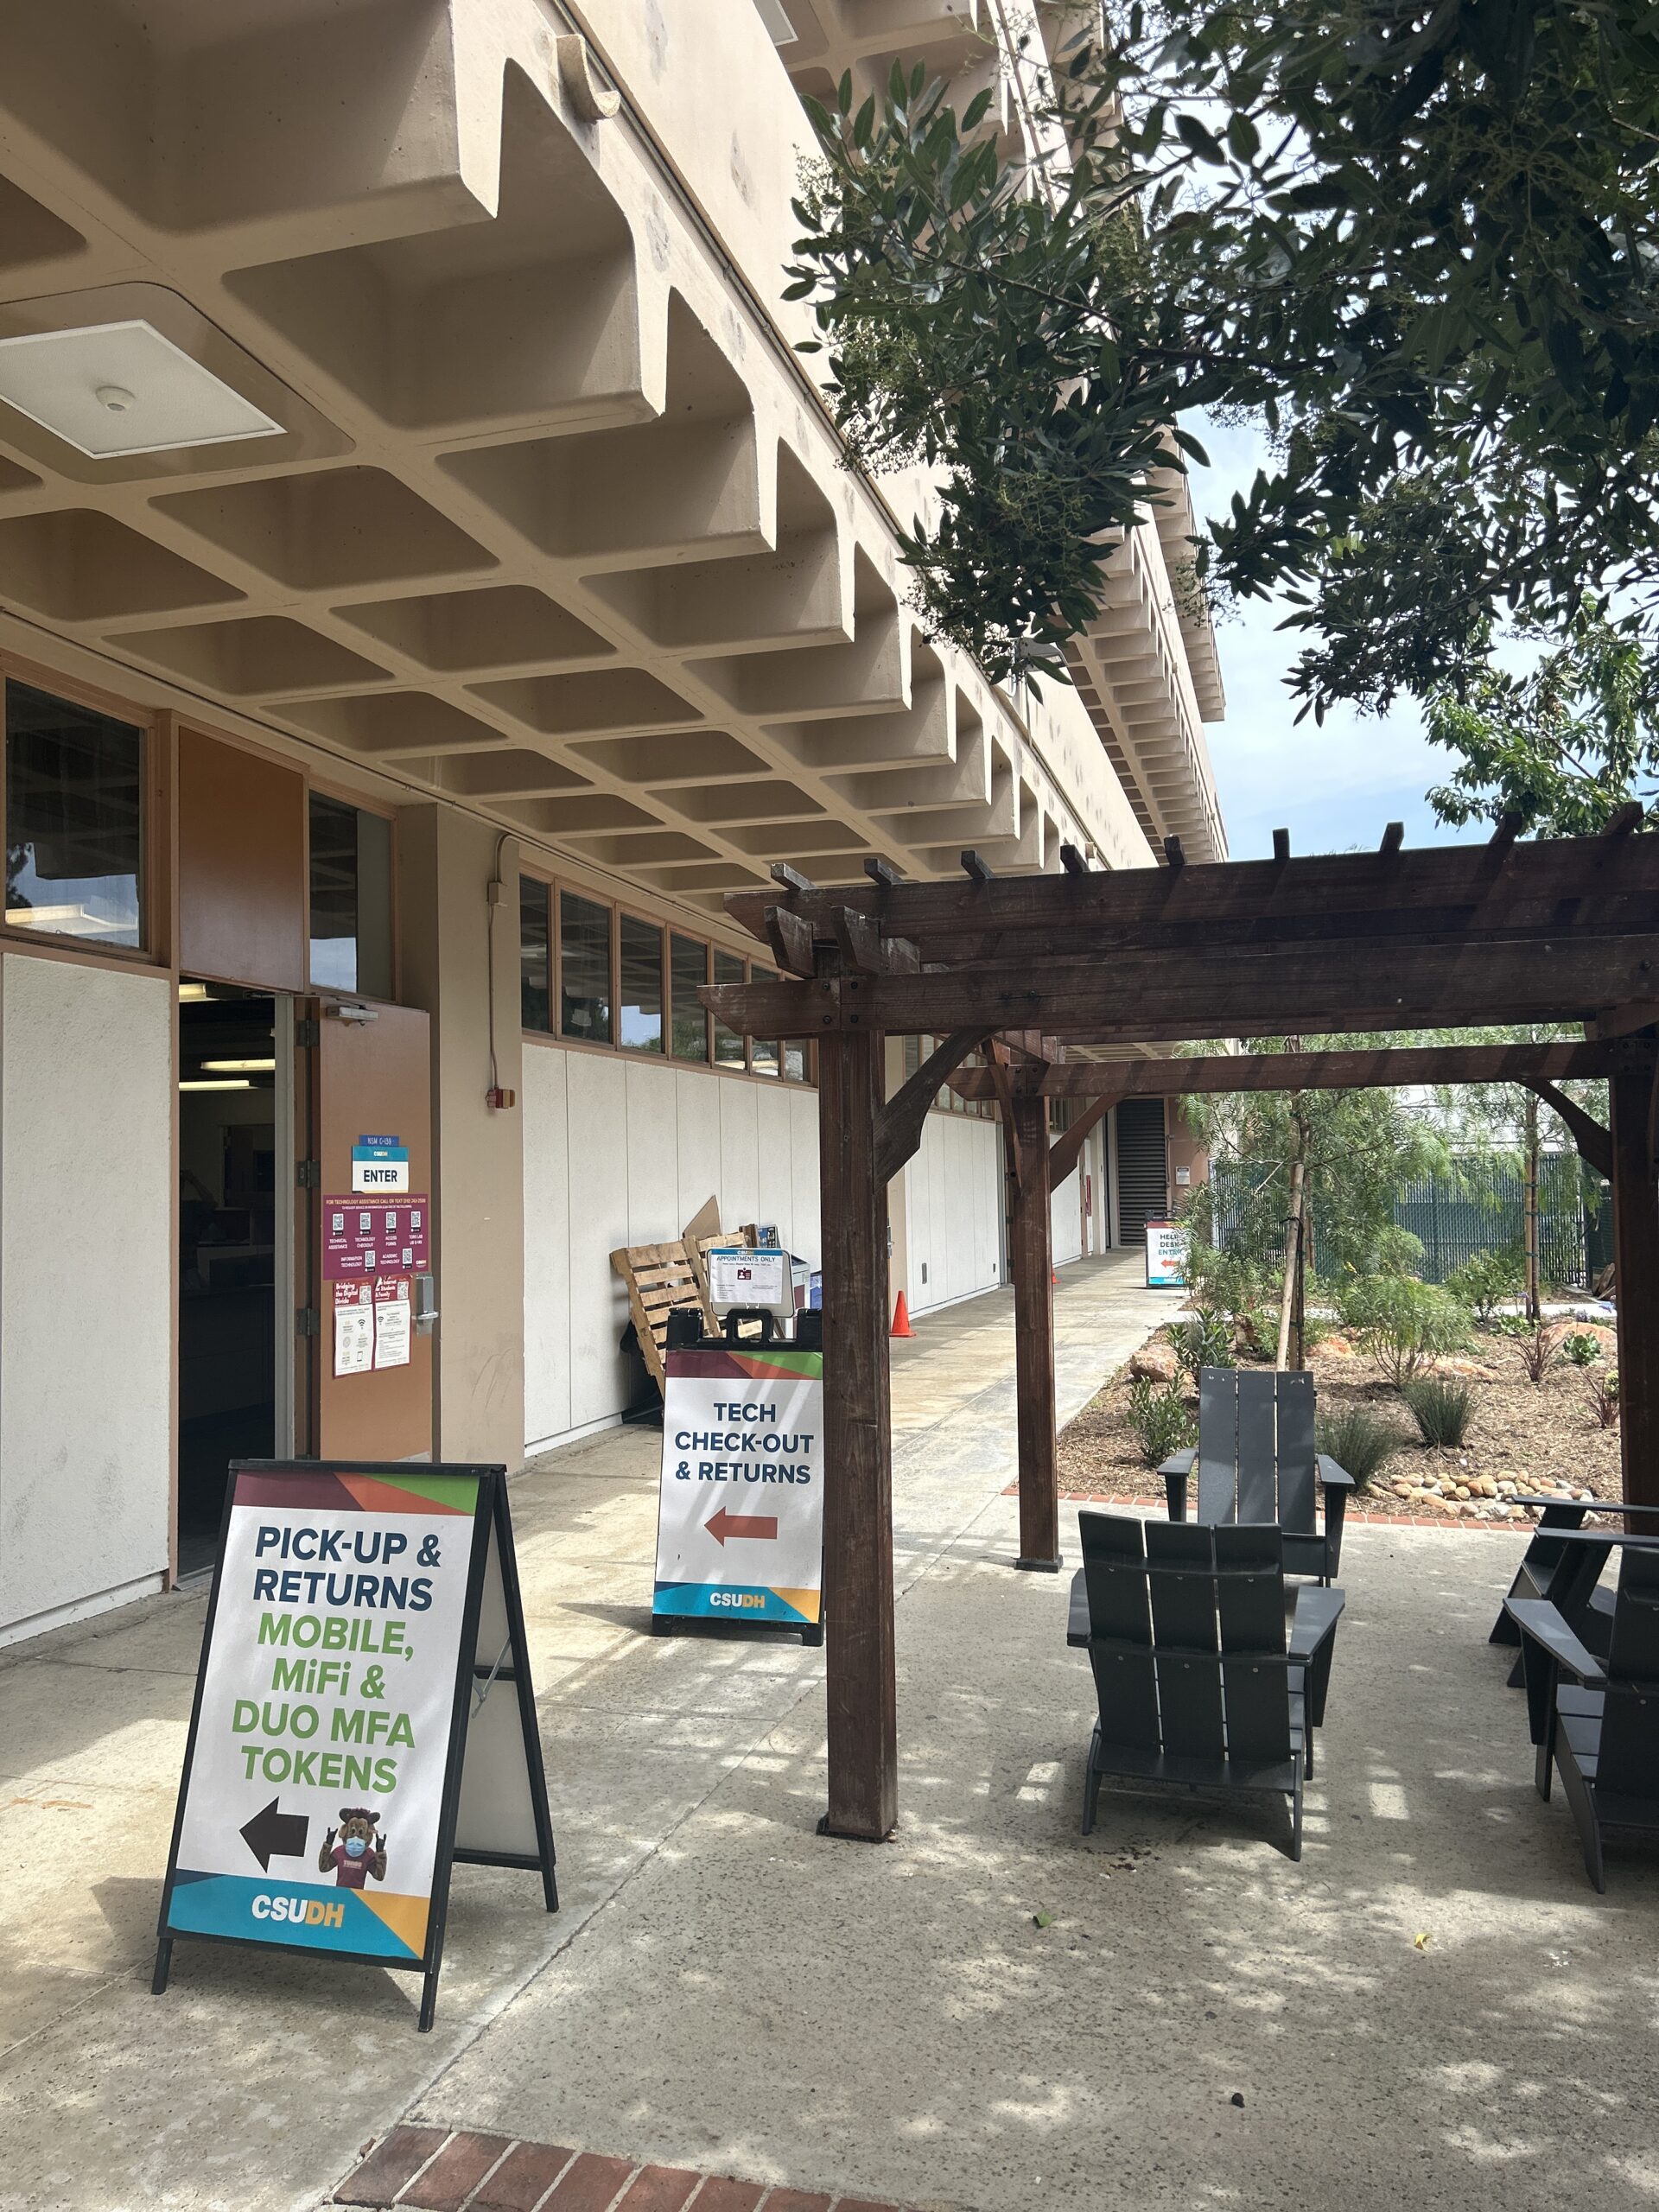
[702,821,1659,1841]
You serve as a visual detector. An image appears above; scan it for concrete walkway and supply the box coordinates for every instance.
[0,1256,1157,2212]
[5,1252,1656,2212]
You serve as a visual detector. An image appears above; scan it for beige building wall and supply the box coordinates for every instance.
[397,808,527,1470]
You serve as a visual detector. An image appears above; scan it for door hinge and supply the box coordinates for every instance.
[296,1305,321,1338]
[296,1158,320,1190]
[295,1019,321,1048]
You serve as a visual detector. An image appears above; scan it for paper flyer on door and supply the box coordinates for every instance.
[162,1467,482,1965]
[654,1347,824,1627]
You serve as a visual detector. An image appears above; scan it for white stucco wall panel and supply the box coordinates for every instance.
[1052,1155,1084,1266]
[523,1048,823,1454]
[906,1112,1003,1316]
[563,1051,632,1432]
[717,1078,760,1239]
[521,1044,571,1448]
[675,1068,722,1231]
[753,1083,796,1254]
[1,953,172,1639]
[625,1059,679,1249]
[788,1090,819,1269]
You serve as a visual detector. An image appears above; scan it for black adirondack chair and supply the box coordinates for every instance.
[1505,1541,1659,1891]
[1161,1366,1353,1584]
[1489,1497,1659,1664]
[1068,1510,1344,1859]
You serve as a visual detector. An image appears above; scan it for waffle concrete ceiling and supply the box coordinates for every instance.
[0,0,1215,939]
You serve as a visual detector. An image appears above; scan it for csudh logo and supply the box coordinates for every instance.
[251,1894,345,1927]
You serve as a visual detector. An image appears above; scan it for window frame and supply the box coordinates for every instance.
[304,780,399,1003]
[616,904,666,1058]
[518,870,809,1087]
[670,929,712,1065]
[0,657,162,968]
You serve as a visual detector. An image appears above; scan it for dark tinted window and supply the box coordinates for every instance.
[560,891,612,1044]
[671,933,709,1061]
[309,793,391,996]
[5,681,143,946]
[619,914,663,1052]
[520,878,550,1033]
[712,949,747,1068]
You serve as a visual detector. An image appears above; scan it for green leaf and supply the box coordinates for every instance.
[1173,112,1226,163]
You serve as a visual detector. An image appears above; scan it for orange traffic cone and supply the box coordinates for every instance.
[890,1292,913,1338]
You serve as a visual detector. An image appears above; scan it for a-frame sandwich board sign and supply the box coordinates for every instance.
[152,1461,556,2032]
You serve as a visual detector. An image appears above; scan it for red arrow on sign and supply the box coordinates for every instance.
[705,1505,779,1547]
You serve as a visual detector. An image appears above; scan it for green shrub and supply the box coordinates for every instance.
[1174,1304,1235,1385]
[1317,1405,1405,1491]
[1126,1376,1197,1470]
[1491,1311,1533,1339]
[1402,1375,1475,1447]
[1185,1245,1271,1329]
[1515,1322,1563,1385]
[1370,1224,1426,1278]
[1562,1330,1603,1368]
[1239,1303,1281,1360]
[1589,1370,1621,1429]
[1447,1247,1526,1323]
[1335,1274,1473,1385]
[1237,1300,1331,1362]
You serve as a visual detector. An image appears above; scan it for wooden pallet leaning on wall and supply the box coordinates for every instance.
[609,1238,721,1394]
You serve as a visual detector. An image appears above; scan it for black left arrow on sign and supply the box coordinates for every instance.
[239,1797,309,1871]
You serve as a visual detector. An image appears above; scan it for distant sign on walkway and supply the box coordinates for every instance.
[1145,1220,1190,1288]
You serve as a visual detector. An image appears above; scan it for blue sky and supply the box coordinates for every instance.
[1187,419,1488,861]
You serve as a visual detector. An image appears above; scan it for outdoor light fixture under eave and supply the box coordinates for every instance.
[0,320,283,459]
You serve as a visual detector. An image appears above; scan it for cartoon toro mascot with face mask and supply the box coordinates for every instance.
[319,1807,388,1889]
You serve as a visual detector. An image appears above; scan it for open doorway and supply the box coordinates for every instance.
[177,983,294,1573]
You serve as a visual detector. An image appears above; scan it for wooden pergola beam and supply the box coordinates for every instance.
[702,938,1659,1046]
[945,1040,1625,1102]
[724,830,1659,958]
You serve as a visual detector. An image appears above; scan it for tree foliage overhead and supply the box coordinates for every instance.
[788,5,1659,709]
[1426,602,1659,832]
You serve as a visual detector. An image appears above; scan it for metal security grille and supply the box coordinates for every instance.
[1115,1097,1168,1241]
[1394,1154,1597,1287]
[1213,1153,1605,1288]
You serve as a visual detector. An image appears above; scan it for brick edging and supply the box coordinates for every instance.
[335,2126,907,2212]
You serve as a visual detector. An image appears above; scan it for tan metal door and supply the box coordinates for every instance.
[302,1001,435,1461]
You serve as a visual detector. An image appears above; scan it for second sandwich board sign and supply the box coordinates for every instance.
[152,1460,557,2031]
[654,1344,825,1643]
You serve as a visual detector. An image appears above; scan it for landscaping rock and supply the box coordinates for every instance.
[1128,1342,1179,1385]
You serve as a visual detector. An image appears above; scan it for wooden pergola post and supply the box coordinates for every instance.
[817,1020,898,1840]
[1608,1040,1659,1512]
[1008,1090,1060,1570]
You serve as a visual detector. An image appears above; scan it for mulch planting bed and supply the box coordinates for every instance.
[1055,1323,1622,1525]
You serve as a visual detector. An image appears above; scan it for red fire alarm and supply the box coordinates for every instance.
[486,1085,517,1110]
